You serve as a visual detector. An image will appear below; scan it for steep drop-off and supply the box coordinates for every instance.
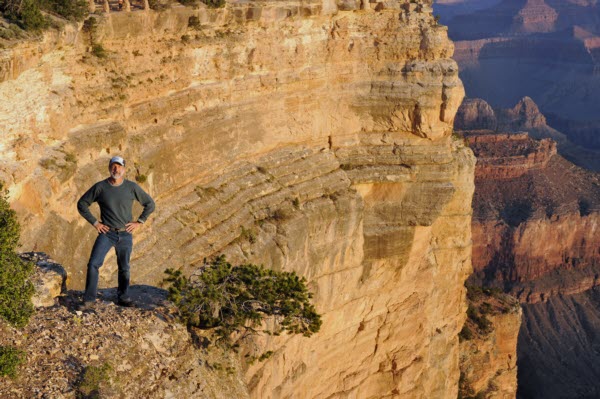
[0,1,475,397]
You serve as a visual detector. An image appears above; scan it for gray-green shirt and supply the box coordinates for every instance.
[77,179,155,229]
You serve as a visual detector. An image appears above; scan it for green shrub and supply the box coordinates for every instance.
[43,0,88,21]
[78,362,112,398]
[239,226,256,244]
[163,255,322,348]
[17,0,49,30]
[458,325,473,341]
[188,15,201,30]
[200,0,225,8]
[91,43,107,58]
[0,183,35,328]
[0,345,25,378]
[1,0,88,31]
[135,174,147,184]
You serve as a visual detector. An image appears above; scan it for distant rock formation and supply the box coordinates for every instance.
[454,98,497,130]
[458,97,600,397]
[436,0,600,169]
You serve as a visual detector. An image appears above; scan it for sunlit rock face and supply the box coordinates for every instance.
[0,1,475,397]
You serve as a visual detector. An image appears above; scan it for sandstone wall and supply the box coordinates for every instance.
[0,1,474,397]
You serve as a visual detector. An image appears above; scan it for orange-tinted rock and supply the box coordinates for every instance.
[466,129,600,303]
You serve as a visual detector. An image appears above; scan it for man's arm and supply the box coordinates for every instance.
[133,184,155,223]
[126,183,155,233]
[77,184,100,226]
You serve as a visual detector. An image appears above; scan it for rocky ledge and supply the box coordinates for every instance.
[0,286,248,399]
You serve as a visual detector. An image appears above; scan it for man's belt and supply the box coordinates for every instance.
[110,227,128,232]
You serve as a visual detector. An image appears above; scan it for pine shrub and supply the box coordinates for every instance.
[0,183,35,328]
[0,345,25,378]
[164,255,322,348]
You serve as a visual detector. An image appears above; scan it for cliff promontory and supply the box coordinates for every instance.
[0,1,475,397]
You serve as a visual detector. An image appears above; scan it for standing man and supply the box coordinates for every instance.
[77,156,155,310]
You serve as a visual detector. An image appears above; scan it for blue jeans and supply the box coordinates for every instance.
[84,230,133,302]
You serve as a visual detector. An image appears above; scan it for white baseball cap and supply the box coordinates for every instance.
[109,156,126,166]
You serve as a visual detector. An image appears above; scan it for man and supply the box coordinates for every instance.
[77,156,155,310]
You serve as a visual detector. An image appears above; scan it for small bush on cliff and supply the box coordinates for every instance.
[0,0,88,31]
[163,255,322,348]
[77,362,112,398]
[0,183,35,328]
[0,345,25,378]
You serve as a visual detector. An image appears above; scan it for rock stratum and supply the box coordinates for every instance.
[0,1,476,397]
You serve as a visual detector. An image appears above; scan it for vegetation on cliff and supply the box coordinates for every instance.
[0,183,34,329]
[0,183,33,380]
[0,0,87,32]
[459,285,519,342]
[164,255,322,349]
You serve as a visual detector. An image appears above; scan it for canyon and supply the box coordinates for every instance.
[435,0,600,170]
[0,0,479,397]
[456,98,600,398]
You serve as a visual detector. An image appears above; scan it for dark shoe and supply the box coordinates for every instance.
[77,301,95,312]
[117,297,134,307]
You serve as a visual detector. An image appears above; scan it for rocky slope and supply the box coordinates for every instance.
[0,1,475,397]
[518,287,600,399]
[434,0,600,169]
[0,288,249,398]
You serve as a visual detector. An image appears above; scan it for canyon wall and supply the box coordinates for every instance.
[0,1,475,397]
[466,133,600,303]
[456,97,600,397]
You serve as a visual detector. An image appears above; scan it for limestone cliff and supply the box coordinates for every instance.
[0,0,474,397]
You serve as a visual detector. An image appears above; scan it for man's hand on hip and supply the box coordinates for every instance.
[93,221,110,234]
[125,222,142,233]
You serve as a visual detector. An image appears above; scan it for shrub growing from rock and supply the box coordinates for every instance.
[164,255,322,348]
[77,362,112,398]
[0,183,34,328]
[0,345,25,378]
[0,0,88,31]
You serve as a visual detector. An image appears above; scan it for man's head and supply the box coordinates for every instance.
[109,156,126,180]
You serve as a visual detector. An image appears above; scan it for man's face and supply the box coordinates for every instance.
[109,163,125,180]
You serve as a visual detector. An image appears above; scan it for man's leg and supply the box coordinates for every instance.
[115,232,133,302]
[84,233,114,302]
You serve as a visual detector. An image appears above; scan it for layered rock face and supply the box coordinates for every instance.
[434,0,600,170]
[463,130,600,302]
[0,1,474,397]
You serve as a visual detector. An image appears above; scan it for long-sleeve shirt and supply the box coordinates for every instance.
[77,179,155,229]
